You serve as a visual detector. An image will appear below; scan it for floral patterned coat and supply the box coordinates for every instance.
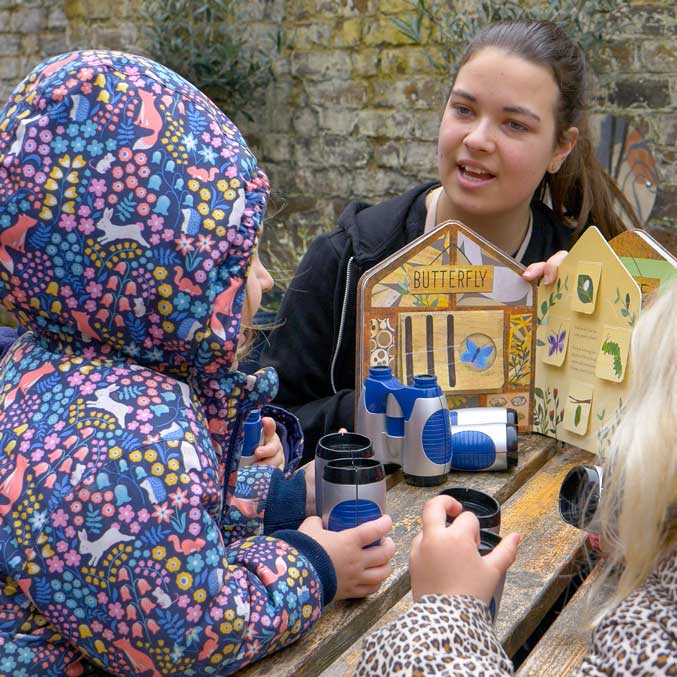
[0,51,335,676]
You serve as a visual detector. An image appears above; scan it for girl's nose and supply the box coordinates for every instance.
[463,119,496,153]
[260,262,274,293]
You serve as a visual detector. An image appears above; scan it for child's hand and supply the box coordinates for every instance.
[252,417,285,470]
[409,495,520,604]
[302,461,316,516]
[299,515,395,600]
[522,250,568,285]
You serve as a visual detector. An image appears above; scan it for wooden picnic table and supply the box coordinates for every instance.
[240,434,596,677]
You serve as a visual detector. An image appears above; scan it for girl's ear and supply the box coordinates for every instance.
[549,126,579,173]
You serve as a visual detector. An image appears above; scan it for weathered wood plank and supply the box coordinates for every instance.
[496,444,594,657]
[240,434,559,677]
[516,560,608,677]
[321,443,594,676]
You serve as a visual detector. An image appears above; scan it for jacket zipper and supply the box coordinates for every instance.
[330,256,353,394]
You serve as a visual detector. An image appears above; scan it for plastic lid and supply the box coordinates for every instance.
[316,432,373,461]
[368,366,393,379]
[413,374,437,388]
[323,458,385,485]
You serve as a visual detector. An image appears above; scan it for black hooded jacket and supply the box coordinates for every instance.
[261,182,575,462]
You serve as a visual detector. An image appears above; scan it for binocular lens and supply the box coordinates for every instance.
[558,465,602,529]
[317,432,373,459]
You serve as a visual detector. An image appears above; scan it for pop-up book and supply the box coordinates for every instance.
[356,221,675,454]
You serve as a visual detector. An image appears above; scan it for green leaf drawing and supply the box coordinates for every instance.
[574,404,581,427]
[577,274,594,303]
[602,338,623,378]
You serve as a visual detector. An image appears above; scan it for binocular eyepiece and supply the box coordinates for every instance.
[239,409,265,468]
[558,464,603,533]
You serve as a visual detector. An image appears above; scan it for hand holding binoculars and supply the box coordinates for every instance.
[238,409,266,468]
[357,366,519,485]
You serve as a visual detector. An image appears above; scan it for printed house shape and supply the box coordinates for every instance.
[356,220,538,431]
[357,221,676,454]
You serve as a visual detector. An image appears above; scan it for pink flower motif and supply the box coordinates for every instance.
[139,423,152,435]
[54,420,65,431]
[80,381,96,395]
[225,165,238,178]
[92,619,104,632]
[31,449,44,463]
[108,602,124,620]
[103,629,114,641]
[186,604,202,623]
[64,550,81,566]
[177,594,191,608]
[148,214,165,231]
[89,178,107,197]
[65,526,76,538]
[118,504,134,523]
[59,213,77,232]
[68,372,85,387]
[46,556,64,573]
[94,197,105,209]
[97,593,107,605]
[86,280,103,298]
[136,408,152,422]
[79,217,94,235]
[137,508,150,523]
[78,204,91,217]
[44,432,59,451]
[56,540,68,553]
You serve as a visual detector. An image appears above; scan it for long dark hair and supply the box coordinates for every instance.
[454,20,641,240]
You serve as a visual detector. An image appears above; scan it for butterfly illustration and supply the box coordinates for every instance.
[460,337,495,370]
[547,328,566,356]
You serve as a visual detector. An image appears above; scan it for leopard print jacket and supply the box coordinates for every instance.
[356,550,676,676]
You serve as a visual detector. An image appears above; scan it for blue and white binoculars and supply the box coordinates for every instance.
[239,409,265,468]
[357,366,518,482]
[357,367,452,486]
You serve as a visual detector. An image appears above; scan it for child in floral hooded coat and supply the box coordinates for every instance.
[0,51,346,675]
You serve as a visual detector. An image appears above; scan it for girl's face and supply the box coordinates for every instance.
[242,253,274,327]
[437,47,577,233]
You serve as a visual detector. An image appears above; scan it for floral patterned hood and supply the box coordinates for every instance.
[0,50,270,388]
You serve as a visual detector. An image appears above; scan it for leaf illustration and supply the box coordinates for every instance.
[574,404,581,426]
[576,274,594,303]
[602,338,623,378]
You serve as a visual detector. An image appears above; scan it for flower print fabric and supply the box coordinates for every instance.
[0,51,331,676]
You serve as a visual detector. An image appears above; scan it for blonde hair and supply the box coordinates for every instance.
[590,279,677,625]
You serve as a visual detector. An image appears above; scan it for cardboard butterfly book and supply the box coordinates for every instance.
[356,221,676,454]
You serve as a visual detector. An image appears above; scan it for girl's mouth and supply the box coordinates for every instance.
[457,163,496,183]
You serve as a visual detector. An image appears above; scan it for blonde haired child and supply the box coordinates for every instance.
[357,281,677,675]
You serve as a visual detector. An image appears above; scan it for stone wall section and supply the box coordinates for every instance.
[0,0,675,255]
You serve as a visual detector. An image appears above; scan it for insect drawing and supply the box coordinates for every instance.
[547,326,567,357]
[460,336,495,371]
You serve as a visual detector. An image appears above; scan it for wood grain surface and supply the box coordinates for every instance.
[321,443,595,676]
[240,434,559,677]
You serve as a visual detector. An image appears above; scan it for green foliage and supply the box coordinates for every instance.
[393,0,628,73]
[601,337,623,378]
[144,0,273,120]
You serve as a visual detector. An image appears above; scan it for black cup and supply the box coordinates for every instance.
[440,487,501,534]
[315,432,374,516]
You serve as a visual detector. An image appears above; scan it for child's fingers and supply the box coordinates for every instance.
[542,250,567,285]
[448,509,481,545]
[352,514,392,547]
[421,495,454,534]
[522,261,545,281]
[483,532,521,574]
[361,536,395,567]
[358,562,392,587]
[261,416,276,441]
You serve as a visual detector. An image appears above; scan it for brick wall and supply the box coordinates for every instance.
[1,0,675,261]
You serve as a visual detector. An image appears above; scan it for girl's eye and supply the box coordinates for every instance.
[507,120,528,132]
[451,104,473,117]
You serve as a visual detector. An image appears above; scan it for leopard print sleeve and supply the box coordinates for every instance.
[355,594,514,676]
[575,552,677,677]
